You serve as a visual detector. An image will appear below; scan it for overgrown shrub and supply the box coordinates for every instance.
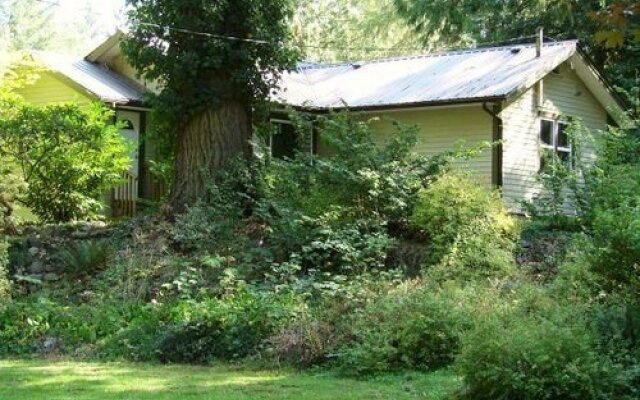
[156,288,302,363]
[173,111,484,282]
[457,310,611,400]
[266,312,335,368]
[335,282,481,375]
[582,165,640,296]
[0,99,131,222]
[410,172,518,278]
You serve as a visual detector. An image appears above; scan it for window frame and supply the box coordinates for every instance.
[269,118,314,157]
[539,117,572,171]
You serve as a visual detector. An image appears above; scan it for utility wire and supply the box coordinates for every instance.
[135,22,551,56]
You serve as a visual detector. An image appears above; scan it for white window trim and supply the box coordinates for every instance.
[539,117,572,169]
[269,118,314,156]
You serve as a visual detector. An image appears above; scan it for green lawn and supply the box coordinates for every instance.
[0,359,460,400]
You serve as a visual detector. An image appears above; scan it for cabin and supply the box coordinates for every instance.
[15,31,626,216]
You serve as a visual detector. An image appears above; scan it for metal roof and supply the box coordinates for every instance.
[34,51,145,105]
[275,40,578,110]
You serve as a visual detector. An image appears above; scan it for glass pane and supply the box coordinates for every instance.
[540,120,553,146]
[557,123,570,148]
[539,148,553,173]
[539,155,547,173]
[272,123,298,159]
[558,150,572,167]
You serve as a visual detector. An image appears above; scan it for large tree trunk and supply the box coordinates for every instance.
[169,100,251,213]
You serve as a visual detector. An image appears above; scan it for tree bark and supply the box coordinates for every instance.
[169,100,251,214]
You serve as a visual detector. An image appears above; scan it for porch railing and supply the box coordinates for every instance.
[111,170,138,218]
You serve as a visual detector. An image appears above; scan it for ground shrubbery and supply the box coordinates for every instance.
[457,309,607,400]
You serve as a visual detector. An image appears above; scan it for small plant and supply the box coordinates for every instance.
[0,239,10,303]
[58,240,112,275]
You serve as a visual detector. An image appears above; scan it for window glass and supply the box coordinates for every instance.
[540,120,554,146]
[557,150,572,167]
[271,123,298,159]
[557,123,569,148]
[118,119,135,130]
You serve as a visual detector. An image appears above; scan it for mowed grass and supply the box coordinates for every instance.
[0,359,460,400]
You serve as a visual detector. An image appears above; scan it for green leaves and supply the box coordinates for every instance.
[123,0,299,129]
[0,99,131,222]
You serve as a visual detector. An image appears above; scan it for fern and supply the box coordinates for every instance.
[58,240,111,275]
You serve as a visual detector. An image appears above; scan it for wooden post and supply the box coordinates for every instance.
[536,27,543,58]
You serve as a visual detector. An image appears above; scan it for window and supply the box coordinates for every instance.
[269,119,314,159]
[118,119,135,130]
[539,118,571,171]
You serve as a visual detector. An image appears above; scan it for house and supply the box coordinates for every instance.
[15,31,626,215]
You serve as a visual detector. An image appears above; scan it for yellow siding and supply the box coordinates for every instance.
[501,62,608,212]
[318,107,493,188]
[16,72,94,106]
[109,54,161,93]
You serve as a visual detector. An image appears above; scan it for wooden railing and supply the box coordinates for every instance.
[111,170,138,218]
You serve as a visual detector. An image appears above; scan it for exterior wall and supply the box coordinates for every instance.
[16,72,94,105]
[501,62,608,212]
[108,54,161,94]
[318,106,494,188]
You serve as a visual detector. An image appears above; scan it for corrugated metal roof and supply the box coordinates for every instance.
[34,52,145,104]
[275,41,578,110]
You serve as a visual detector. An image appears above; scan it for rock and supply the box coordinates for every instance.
[41,336,60,354]
[71,231,90,239]
[28,261,45,274]
[79,290,95,302]
[28,247,40,256]
[44,263,58,272]
[43,273,61,282]
[27,236,43,248]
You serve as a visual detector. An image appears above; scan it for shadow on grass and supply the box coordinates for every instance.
[0,359,460,400]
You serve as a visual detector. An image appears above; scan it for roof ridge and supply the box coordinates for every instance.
[298,39,578,71]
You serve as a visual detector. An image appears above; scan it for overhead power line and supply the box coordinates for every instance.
[135,22,552,56]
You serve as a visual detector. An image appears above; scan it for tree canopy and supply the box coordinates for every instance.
[123,0,300,211]
[123,0,299,129]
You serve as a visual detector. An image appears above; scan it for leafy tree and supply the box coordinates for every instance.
[0,98,131,223]
[0,0,57,51]
[592,1,640,48]
[0,0,123,54]
[393,0,638,108]
[123,0,299,213]
[393,0,604,48]
[291,0,427,62]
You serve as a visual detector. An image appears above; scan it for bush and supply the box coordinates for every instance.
[429,219,519,282]
[0,100,131,222]
[456,309,613,400]
[335,282,479,375]
[266,312,335,368]
[588,194,640,295]
[0,296,150,356]
[410,173,518,278]
[156,288,302,363]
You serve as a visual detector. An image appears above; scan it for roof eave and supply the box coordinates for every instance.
[85,30,125,63]
[283,96,507,113]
